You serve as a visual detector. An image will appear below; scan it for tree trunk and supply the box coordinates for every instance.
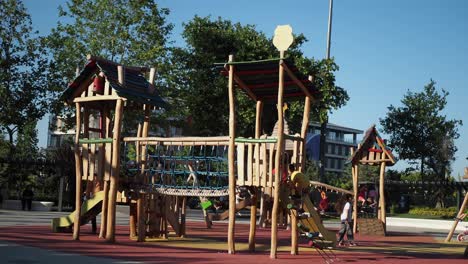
[6,126,15,157]
[420,157,424,182]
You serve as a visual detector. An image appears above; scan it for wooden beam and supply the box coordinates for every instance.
[359,159,393,164]
[232,73,257,101]
[99,107,112,239]
[73,103,83,240]
[309,181,353,195]
[123,136,230,142]
[299,86,312,171]
[73,95,124,103]
[281,61,314,100]
[105,99,124,242]
[227,55,236,254]
[379,151,387,230]
[271,52,286,259]
[445,192,468,242]
[249,100,263,252]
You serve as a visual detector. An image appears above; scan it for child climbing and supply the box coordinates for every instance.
[288,164,310,215]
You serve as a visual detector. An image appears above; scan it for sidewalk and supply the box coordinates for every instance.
[387,217,466,232]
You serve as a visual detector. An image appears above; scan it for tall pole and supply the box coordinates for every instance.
[319,0,334,182]
[326,0,334,59]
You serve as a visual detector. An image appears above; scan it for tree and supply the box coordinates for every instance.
[380,80,462,180]
[45,0,174,132]
[0,0,53,157]
[170,16,349,137]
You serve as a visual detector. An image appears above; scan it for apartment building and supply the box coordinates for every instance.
[306,122,362,174]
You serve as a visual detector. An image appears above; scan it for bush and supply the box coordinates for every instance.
[408,207,467,220]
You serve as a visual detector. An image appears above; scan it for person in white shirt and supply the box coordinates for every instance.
[335,194,356,246]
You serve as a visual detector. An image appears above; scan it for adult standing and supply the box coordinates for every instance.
[22,186,34,211]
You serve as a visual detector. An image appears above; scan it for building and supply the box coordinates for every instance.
[47,113,183,149]
[306,122,363,174]
[47,115,76,148]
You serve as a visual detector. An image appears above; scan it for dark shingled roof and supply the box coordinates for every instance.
[62,58,167,108]
[215,58,320,101]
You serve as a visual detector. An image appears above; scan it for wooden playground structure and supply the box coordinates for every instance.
[349,125,396,235]
[52,26,341,259]
[446,167,468,243]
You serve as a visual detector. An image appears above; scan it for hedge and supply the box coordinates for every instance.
[409,207,467,220]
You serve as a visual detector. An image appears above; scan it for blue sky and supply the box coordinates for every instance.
[26,0,468,178]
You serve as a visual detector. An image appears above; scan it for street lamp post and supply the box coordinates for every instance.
[319,0,334,182]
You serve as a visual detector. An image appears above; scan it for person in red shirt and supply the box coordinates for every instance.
[318,189,329,214]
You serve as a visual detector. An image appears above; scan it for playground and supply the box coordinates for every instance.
[1,218,467,264]
[1,25,467,263]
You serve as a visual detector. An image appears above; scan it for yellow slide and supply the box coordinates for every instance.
[290,196,337,247]
[51,191,104,232]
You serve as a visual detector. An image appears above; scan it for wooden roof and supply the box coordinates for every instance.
[62,56,167,107]
[215,58,320,102]
[349,125,397,166]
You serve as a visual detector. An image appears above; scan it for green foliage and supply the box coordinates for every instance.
[0,0,55,156]
[45,0,174,131]
[304,160,320,181]
[171,16,349,137]
[408,207,466,220]
[380,80,462,179]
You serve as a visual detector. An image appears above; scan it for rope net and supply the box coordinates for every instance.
[124,142,229,197]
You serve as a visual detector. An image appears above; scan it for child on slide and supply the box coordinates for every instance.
[289,164,309,214]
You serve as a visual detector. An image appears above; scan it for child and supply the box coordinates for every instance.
[335,194,356,246]
[318,189,329,215]
[357,186,367,207]
[288,164,309,215]
[289,164,309,197]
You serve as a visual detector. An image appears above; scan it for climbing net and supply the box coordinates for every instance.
[124,141,229,197]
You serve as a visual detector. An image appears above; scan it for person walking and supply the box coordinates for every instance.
[335,194,356,246]
[21,186,34,211]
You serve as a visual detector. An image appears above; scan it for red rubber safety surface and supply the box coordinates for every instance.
[0,222,466,264]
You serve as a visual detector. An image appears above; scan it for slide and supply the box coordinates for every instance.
[289,196,337,247]
[51,191,104,232]
[208,198,252,221]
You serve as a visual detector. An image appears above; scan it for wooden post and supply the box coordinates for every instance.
[180,196,187,238]
[131,123,142,238]
[142,105,152,238]
[137,194,146,241]
[99,108,111,239]
[271,51,286,259]
[299,77,312,172]
[350,146,359,233]
[445,192,468,242]
[227,55,236,254]
[73,103,83,240]
[353,164,359,233]
[248,100,263,252]
[291,209,298,255]
[379,151,387,229]
[105,97,124,242]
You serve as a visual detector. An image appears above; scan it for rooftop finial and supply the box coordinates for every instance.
[273,25,293,52]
